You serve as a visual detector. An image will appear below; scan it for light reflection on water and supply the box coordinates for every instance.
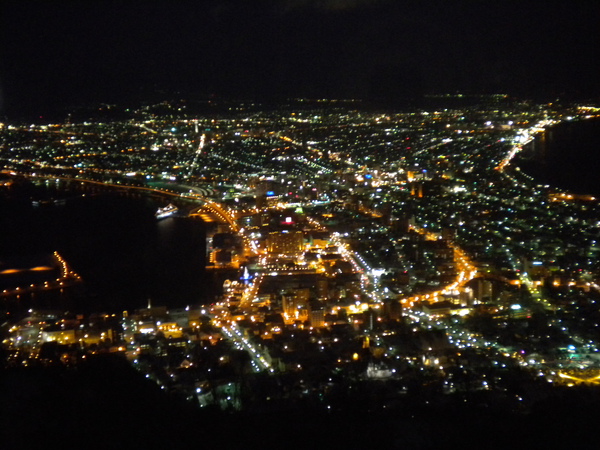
[1,186,216,312]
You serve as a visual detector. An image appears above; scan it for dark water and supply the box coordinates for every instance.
[519,118,600,196]
[0,186,216,312]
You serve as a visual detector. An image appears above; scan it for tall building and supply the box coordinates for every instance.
[385,298,402,320]
[316,278,329,299]
[266,231,304,256]
[475,279,493,302]
[309,308,326,328]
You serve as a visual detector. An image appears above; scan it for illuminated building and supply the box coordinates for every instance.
[157,322,183,339]
[316,278,329,299]
[309,308,326,328]
[282,289,310,321]
[475,279,493,302]
[266,231,304,255]
[41,328,76,344]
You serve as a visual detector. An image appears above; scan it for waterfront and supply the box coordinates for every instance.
[0,182,215,312]
[2,99,600,448]
[519,117,600,196]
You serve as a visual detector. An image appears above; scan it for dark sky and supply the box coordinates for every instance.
[1,0,599,118]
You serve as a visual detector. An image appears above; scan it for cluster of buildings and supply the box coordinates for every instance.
[3,98,600,412]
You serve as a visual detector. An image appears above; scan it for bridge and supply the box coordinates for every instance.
[189,200,238,231]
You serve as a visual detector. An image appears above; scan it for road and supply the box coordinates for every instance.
[209,311,274,373]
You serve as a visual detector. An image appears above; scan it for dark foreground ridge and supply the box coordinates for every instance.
[2,353,600,450]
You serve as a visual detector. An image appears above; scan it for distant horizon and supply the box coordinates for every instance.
[2,1,599,120]
[2,90,598,124]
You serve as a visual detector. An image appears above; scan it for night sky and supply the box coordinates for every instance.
[1,0,599,119]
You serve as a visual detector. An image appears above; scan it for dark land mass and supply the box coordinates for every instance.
[1,352,600,449]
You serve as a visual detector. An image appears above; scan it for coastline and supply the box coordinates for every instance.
[0,181,212,312]
[495,117,560,172]
[515,116,600,196]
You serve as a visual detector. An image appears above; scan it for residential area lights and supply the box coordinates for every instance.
[332,232,476,307]
[3,98,600,413]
